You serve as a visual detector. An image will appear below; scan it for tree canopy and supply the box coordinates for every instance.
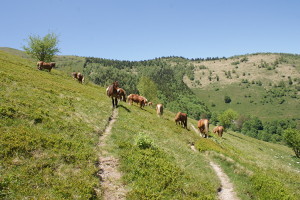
[23,33,60,62]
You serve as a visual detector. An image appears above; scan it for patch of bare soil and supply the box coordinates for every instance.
[97,109,127,200]
[190,124,239,200]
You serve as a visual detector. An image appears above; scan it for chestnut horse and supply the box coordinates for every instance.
[117,88,126,102]
[213,126,224,137]
[106,81,119,108]
[37,61,55,72]
[175,112,188,129]
[127,94,145,108]
[198,119,209,138]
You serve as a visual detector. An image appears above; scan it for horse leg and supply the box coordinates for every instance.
[111,97,115,108]
[114,97,118,108]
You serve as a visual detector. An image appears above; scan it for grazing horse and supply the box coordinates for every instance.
[117,88,126,102]
[72,72,78,80]
[76,73,85,84]
[140,96,148,105]
[213,126,224,137]
[198,119,209,138]
[37,61,56,72]
[127,94,145,108]
[175,112,188,129]
[71,72,85,83]
[106,81,119,108]
[156,104,163,117]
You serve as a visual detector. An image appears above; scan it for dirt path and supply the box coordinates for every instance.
[190,124,239,200]
[97,109,127,200]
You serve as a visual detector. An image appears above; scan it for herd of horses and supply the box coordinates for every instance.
[36,62,224,138]
[106,81,225,138]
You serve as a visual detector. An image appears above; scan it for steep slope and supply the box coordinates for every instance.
[0,50,112,199]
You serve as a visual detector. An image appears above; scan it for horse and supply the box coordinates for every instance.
[175,112,188,129]
[117,88,126,102]
[71,72,85,83]
[37,61,55,72]
[213,126,224,137]
[156,104,163,117]
[76,73,85,84]
[198,119,209,138]
[106,81,119,108]
[127,94,145,108]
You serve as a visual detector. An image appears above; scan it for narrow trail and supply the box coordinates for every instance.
[97,108,127,200]
[190,124,239,200]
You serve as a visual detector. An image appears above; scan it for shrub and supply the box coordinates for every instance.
[135,133,155,149]
[251,173,294,199]
[224,95,231,103]
[195,137,224,153]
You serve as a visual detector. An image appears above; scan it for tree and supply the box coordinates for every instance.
[23,33,60,62]
[137,76,159,103]
[284,129,300,158]
[218,109,238,129]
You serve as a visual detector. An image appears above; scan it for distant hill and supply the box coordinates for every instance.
[1,49,299,199]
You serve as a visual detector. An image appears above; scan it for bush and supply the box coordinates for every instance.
[195,137,224,153]
[135,133,155,149]
[251,173,294,199]
[224,95,231,103]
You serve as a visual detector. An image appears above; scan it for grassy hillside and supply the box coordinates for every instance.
[0,50,112,199]
[186,53,300,123]
[1,50,299,199]
[107,102,299,199]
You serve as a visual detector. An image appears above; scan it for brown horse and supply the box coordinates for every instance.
[37,61,56,72]
[213,126,224,137]
[198,119,209,138]
[117,88,126,102]
[106,81,119,108]
[175,112,188,129]
[71,72,85,83]
[127,94,145,108]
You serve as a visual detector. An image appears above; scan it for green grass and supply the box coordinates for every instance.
[1,49,299,199]
[203,131,300,200]
[106,104,220,199]
[0,50,112,199]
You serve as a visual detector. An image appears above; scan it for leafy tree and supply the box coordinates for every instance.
[137,76,159,102]
[241,116,263,138]
[23,33,60,62]
[218,109,238,129]
[284,129,300,158]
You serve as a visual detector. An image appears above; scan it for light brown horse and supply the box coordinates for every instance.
[156,104,163,117]
[198,119,209,138]
[127,94,145,108]
[106,81,119,108]
[175,112,188,129]
[37,61,56,72]
[213,126,224,137]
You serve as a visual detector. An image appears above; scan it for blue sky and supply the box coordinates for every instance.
[1,0,299,61]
